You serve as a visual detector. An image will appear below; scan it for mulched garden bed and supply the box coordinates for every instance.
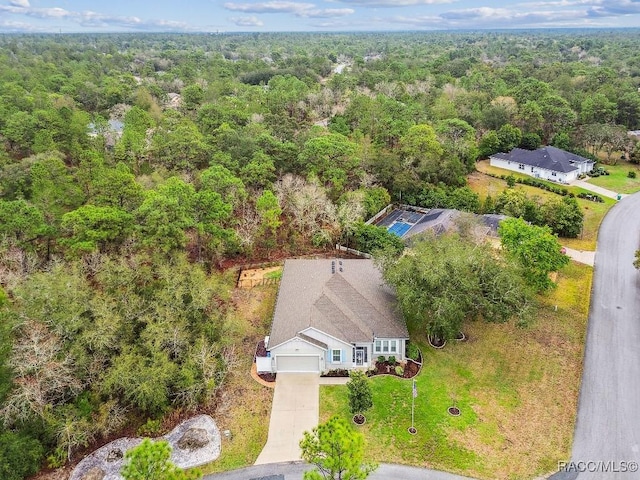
[353,414,366,425]
[255,340,267,359]
[258,372,276,382]
[368,359,420,379]
[321,369,350,377]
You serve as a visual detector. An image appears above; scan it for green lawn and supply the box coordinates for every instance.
[321,262,591,480]
[469,163,615,251]
[586,162,640,194]
[475,160,618,200]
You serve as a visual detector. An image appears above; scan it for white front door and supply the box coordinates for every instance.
[355,347,365,366]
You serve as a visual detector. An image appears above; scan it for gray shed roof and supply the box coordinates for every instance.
[492,146,593,173]
[268,259,409,349]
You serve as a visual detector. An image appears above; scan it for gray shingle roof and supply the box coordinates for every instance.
[297,332,328,350]
[492,146,592,173]
[268,259,409,349]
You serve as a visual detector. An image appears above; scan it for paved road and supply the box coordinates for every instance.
[205,462,476,480]
[568,193,640,479]
[254,374,319,465]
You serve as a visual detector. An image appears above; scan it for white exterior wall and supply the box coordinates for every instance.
[256,356,272,373]
[577,161,595,175]
[490,157,521,175]
[269,338,325,373]
[490,157,577,184]
[372,338,406,362]
[301,328,356,371]
[270,329,409,373]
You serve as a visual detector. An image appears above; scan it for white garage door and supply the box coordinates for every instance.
[276,355,320,373]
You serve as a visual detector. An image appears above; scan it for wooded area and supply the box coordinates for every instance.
[0,30,639,477]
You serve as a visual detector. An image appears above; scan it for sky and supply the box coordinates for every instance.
[0,0,640,33]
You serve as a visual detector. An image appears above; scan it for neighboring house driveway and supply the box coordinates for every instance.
[562,247,595,267]
[254,373,319,465]
[564,192,640,479]
[571,179,624,200]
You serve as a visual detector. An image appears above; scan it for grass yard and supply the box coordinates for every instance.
[200,283,278,474]
[320,261,592,480]
[475,160,617,200]
[586,161,640,194]
[564,199,611,251]
[468,166,614,251]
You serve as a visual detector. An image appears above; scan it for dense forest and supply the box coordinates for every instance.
[1,30,639,478]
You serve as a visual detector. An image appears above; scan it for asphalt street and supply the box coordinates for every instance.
[204,462,476,480]
[569,193,640,479]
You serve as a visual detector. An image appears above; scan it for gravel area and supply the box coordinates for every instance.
[70,415,221,480]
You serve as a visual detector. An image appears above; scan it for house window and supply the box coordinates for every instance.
[518,164,525,170]
[551,172,557,177]
[375,340,397,354]
[531,167,534,172]
[331,349,341,363]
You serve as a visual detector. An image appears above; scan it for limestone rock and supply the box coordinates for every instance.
[177,428,209,451]
[81,467,105,480]
[106,448,123,462]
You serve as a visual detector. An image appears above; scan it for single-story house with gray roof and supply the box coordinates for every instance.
[257,259,409,374]
[490,146,594,184]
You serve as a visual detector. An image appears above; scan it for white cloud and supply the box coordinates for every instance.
[224,1,316,14]
[0,19,43,31]
[306,8,354,17]
[387,5,601,27]
[336,0,454,6]
[231,15,264,26]
[0,0,638,31]
[588,0,640,16]
[223,1,353,17]
[0,2,194,31]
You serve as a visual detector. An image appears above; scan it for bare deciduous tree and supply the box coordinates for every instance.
[275,174,338,241]
[1,320,82,425]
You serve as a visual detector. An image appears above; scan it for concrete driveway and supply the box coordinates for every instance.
[254,373,319,465]
[571,179,623,200]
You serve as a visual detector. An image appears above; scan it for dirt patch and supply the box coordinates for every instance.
[237,266,282,288]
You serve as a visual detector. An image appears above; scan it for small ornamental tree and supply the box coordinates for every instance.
[499,217,570,291]
[300,416,377,480]
[121,439,201,480]
[346,371,373,421]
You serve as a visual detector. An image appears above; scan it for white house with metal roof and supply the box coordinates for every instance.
[257,259,409,374]
[490,146,594,184]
